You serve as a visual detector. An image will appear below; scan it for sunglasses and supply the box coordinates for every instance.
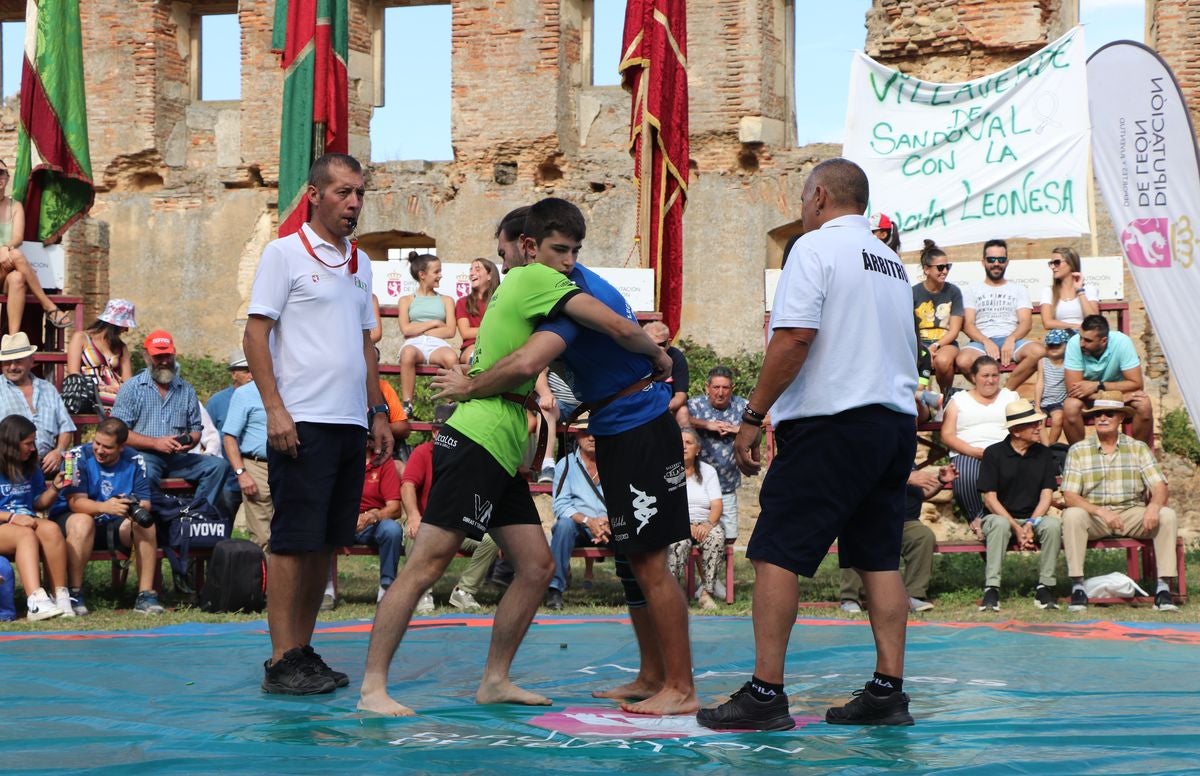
[1048,258,1064,267]
[985,257,1008,264]
[928,263,952,272]
[1093,410,1121,418]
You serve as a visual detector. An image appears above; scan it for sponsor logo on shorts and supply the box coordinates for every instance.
[664,462,685,487]
[629,486,657,535]
[468,494,494,531]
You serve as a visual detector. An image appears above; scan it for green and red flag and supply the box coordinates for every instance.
[620,0,688,335]
[13,0,94,244]
[272,0,349,237]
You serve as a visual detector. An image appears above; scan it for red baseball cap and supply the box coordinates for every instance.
[869,212,894,232]
[143,329,176,356]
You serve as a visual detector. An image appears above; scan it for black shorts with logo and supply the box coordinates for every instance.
[594,411,690,554]
[421,426,541,541]
[747,404,917,577]
[268,422,365,553]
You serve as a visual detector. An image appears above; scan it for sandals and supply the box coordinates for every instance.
[46,308,72,328]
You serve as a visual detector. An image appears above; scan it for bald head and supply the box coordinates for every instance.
[804,158,869,213]
[643,321,670,344]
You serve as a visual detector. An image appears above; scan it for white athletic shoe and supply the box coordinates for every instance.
[55,588,77,618]
[449,586,481,611]
[840,600,863,614]
[415,591,435,614]
[377,586,387,603]
[26,590,63,622]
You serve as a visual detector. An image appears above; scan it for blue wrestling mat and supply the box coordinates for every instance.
[3,615,1199,774]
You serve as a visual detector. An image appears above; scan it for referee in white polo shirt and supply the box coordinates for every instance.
[244,153,393,696]
[697,159,919,731]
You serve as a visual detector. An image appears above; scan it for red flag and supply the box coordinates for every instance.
[272,0,349,238]
[620,0,688,335]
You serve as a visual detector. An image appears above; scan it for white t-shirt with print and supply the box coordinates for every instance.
[962,281,1031,339]
[248,223,376,427]
[769,214,918,422]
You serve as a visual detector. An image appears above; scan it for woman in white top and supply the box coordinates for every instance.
[667,427,725,610]
[940,356,1020,530]
[1039,246,1098,332]
[397,253,458,418]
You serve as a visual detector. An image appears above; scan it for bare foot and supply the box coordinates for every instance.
[619,687,700,716]
[591,678,662,701]
[357,691,417,717]
[476,679,552,706]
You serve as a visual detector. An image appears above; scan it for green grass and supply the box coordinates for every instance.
[3,544,1195,632]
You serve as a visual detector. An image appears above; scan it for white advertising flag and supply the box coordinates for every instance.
[1088,41,1200,424]
[843,27,1091,247]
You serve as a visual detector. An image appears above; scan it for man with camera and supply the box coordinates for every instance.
[111,329,232,512]
[51,417,163,615]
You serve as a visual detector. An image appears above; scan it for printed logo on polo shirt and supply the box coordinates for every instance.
[629,486,657,535]
[354,276,369,292]
[861,249,908,281]
[311,273,320,283]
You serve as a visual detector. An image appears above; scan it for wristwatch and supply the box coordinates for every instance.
[1097,381,1106,392]
[234,467,246,476]
[370,403,390,417]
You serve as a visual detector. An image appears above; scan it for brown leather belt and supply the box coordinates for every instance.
[563,376,655,425]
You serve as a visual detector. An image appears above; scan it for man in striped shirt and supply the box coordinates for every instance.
[1060,391,1179,612]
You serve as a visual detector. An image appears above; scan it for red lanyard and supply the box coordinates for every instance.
[298,227,358,274]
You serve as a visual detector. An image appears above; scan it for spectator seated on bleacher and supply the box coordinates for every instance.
[912,239,963,396]
[399,439,499,613]
[668,426,724,611]
[49,417,163,616]
[0,414,71,620]
[940,356,1019,530]
[975,400,1063,613]
[840,466,946,615]
[1035,329,1070,445]
[1039,247,1098,334]
[0,555,14,621]
[643,321,690,427]
[111,329,231,513]
[0,332,75,476]
[1061,392,1180,613]
[65,298,136,407]
[205,349,252,434]
[0,160,73,333]
[455,258,499,365]
[396,253,458,420]
[956,238,1044,390]
[547,414,608,611]
[1062,314,1153,446]
[355,435,405,603]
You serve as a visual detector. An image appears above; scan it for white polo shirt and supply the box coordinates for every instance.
[768,214,918,422]
[248,223,375,427]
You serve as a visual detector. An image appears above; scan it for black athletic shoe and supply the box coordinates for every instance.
[1034,585,1059,610]
[546,588,564,611]
[825,685,915,726]
[1154,590,1179,612]
[696,682,795,731]
[979,586,1000,612]
[302,644,349,688]
[262,647,337,695]
[1068,588,1088,612]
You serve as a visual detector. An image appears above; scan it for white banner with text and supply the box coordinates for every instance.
[843,27,1092,247]
[1089,41,1200,423]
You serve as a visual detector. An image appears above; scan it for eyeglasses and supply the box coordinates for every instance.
[1093,410,1121,418]
[1048,258,1064,267]
[930,263,952,272]
[985,257,1008,264]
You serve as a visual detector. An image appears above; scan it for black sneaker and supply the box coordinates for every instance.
[826,684,914,726]
[262,647,337,695]
[1068,588,1088,612]
[696,682,795,731]
[301,644,349,688]
[1154,590,1179,612]
[546,588,564,611]
[979,587,1000,612]
[1034,585,1059,610]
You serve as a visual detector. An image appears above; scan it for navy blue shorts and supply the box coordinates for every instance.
[421,427,541,542]
[268,422,366,553]
[747,405,917,577]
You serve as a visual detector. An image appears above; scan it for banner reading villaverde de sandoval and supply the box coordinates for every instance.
[1088,41,1200,425]
[843,27,1091,248]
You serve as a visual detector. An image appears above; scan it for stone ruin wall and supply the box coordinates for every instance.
[0,0,1195,430]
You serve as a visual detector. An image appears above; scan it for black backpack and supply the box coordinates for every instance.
[199,539,266,613]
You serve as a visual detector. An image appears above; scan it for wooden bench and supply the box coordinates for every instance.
[829,536,1187,605]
